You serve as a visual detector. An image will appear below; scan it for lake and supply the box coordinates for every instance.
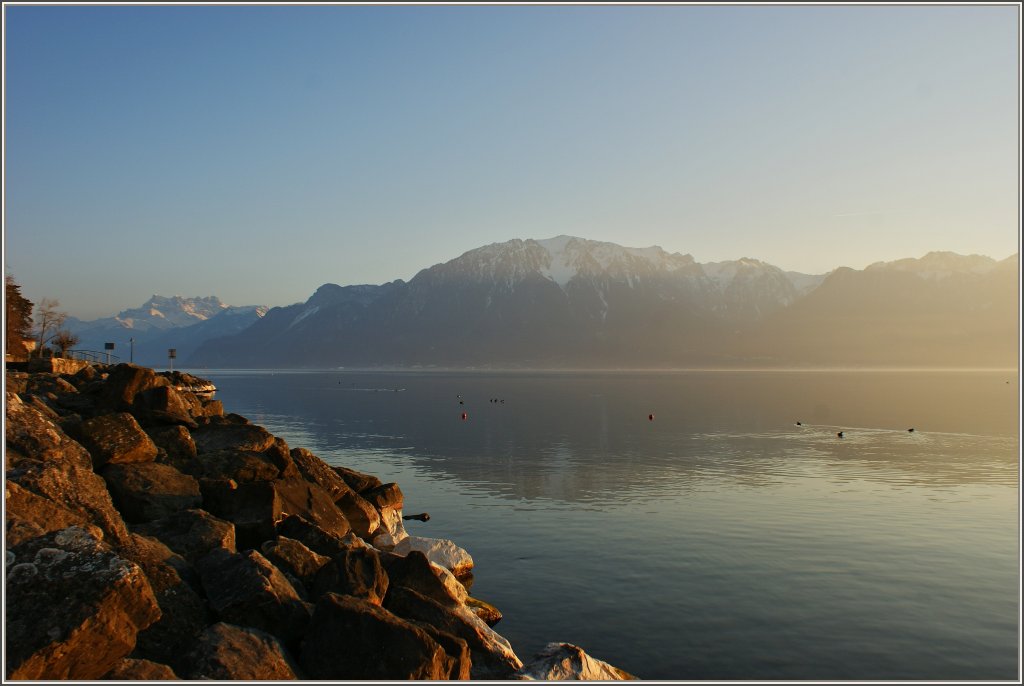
[187,368,1020,680]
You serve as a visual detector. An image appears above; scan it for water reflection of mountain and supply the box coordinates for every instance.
[205,371,1019,503]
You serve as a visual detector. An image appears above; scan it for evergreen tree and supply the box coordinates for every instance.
[5,276,35,360]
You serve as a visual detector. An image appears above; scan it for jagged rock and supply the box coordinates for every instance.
[5,527,161,680]
[159,370,218,395]
[5,390,93,470]
[261,536,331,588]
[276,514,350,558]
[363,481,404,510]
[94,364,170,411]
[393,535,474,578]
[200,476,350,550]
[385,585,522,679]
[21,392,62,420]
[119,534,209,669]
[364,483,408,549]
[382,550,468,608]
[276,475,351,532]
[290,447,352,501]
[299,592,456,680]
[148,424,199,473]
[26,373,79,400]
[466,596,503,626]
[5,480,104,546]
[100,462,202,523]
[199,398,225,417]
[191,420,277,454]
[182,622,300,680]
[7,442,131,546]
[195,548,311,647]
[69,363,99,388]
[6,370,30,394]
[263,437,300,478]
[191,448,285,482]
[336,490,381,539]
[516,642,638,680]
[312,546,389,605]
[131,385,198,428]
[131,508,236,564]
[411,622,473,680]
[331,464,383,494]
[199,478,279,549]
[102,657,179,680]
[76,412,159,467]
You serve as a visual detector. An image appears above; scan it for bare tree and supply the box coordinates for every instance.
[34,298,67,358]
[51,330,80,358]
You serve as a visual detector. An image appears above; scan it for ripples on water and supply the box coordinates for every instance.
[198,369,1019,680]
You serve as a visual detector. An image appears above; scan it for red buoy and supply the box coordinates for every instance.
[461,412,468,420]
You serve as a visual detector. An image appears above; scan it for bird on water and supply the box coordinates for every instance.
[837,431,844,438]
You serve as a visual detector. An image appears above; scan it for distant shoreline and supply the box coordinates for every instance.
[180,366,1020,375]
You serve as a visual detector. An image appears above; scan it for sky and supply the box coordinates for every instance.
[3,3,1020,320]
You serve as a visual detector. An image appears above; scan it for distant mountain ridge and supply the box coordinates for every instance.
[184,237,1017,369]
[67,295,267,365]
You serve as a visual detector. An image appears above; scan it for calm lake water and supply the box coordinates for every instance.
[188,369,1020,680]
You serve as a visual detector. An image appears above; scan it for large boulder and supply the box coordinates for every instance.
[275,514,350,558]
[299,593,457,680]
[336,490,380,540]
[100,462,202,523]
[5,390,93,470]
[516,643,638,680]
[7,445,131,546]
[200,477,350,550]
[290,447,352,501]
[102,658,179,680]
[385,585,522,679]
[191,420,277,454]
[119,534,209,669]
[5,480,104,546]
[382,550,468,608]
[331,465,383,494]
[312,547,389,606]
[93,364,169,411]
[190,448,285,482]
[260,536,331,590]
[131,508,236,564]
[76,412,159,467]
[5,527,161,680]
[132,385,199,428]
[393,535,474,578]
[369,485,409,550]
[199,478,279,548]
[181,622,301,680]
[195,548,311,648]
[148,424,199,473]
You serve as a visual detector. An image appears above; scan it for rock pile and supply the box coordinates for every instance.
[5,363,635,680]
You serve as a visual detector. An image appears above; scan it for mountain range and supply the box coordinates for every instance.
[66,296,267,366]
[170,236,1016,369]
[65,237,1017,369]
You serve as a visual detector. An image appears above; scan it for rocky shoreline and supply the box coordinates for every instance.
[4,361,636,680]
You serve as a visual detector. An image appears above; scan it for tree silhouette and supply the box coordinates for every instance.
[5,276,34,360]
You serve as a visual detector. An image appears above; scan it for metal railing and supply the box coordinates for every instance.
[66,349,121,364]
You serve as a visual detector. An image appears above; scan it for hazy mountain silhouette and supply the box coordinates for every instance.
[184,240,1018,369]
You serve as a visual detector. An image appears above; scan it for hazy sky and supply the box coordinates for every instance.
[3,4,1020,319]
